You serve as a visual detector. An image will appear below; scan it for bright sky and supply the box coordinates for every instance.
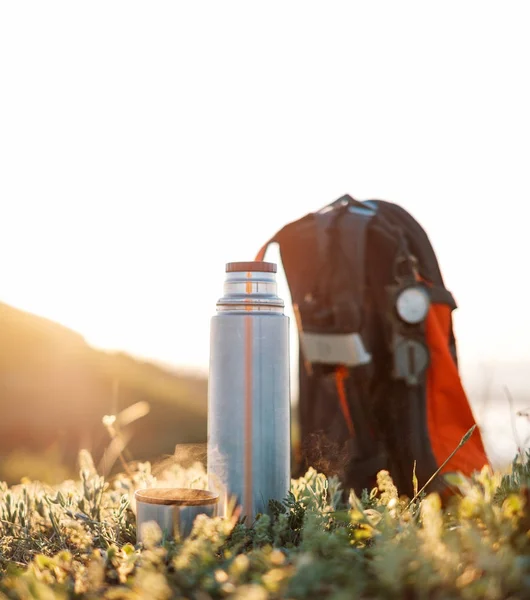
[1,2,529,398]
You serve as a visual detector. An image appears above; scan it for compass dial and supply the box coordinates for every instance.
[395,285,430,324]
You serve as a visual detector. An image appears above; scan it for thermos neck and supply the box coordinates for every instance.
[216,262,285,313]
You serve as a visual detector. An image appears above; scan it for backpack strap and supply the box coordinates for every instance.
[320,197,377,330]
[319,199,380,458]
[271,201,389,488]
[335,365,355,437]
[255,203,377,450]
[255,236,277,262]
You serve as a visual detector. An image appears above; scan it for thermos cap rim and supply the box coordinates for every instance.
[226,261,277,273]
[134,488,219,506]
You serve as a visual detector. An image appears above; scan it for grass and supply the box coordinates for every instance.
[1,302,529,597]
[1,443,530,599]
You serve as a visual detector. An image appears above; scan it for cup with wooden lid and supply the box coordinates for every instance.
[134,488,219,544]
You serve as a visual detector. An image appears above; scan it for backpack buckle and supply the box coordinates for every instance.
[299,330,372,368]
[293,302,372,369]
[391,334,430,385]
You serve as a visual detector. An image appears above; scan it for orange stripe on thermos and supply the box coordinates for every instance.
[244,272,253,519]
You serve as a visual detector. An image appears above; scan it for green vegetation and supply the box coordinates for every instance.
[1,447,530,599]
[2,302,529,597]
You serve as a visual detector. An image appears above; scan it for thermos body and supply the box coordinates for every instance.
[207,262,291,522]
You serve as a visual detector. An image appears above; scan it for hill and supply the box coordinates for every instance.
[0,302,208,485]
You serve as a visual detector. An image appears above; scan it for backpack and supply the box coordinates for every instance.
[256,194,489,499]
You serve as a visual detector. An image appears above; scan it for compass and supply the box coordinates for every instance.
[395,284,430,324]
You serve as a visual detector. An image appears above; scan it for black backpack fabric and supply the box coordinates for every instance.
[256,195,489,498]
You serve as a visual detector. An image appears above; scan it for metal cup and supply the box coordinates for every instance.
[134,488,219,544]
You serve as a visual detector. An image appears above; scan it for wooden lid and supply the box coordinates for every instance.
[134,487,219,506]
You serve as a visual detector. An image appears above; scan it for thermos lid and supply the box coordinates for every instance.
[226,261,277,273]
[134,488,219,506]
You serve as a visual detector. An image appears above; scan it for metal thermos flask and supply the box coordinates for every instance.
[207,261,291,522]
